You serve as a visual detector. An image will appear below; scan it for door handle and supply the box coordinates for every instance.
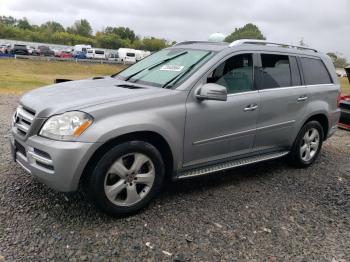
[244,104,258,111]
[297,96,308,102]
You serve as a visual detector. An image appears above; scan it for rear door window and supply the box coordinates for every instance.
[259,54,291,89]
[300,57,332,85]
[289,56,302,86]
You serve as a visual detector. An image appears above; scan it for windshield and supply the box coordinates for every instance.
[115,49,212,88]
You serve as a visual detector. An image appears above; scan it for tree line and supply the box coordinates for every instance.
[0,16,347,67]
[0,16,169,51]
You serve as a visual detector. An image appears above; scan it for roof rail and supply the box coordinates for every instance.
[229,39,318,53]
[173,41,228,46]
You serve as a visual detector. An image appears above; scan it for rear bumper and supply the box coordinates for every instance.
[10,134,101,192]
[326,109,341,139]
[339,107,350,130]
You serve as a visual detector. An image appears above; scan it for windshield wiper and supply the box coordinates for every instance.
[124,51,188,82]
[162,52,211,89]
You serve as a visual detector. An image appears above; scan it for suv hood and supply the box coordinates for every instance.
[20,77,170,117]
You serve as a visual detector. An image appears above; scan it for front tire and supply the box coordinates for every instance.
[86,141,165,216]
[288,121,324,167]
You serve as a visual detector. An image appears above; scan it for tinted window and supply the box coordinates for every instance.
[260,54,291,89]
[289,56,302,86]
[127,52,135,57]
[207,54,253,94]
[300,57,332,85]
[95,50,104,54]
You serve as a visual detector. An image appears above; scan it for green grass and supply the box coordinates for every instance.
[340,76,350,95]
[0,59,126,94]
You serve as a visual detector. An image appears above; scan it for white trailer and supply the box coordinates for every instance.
[135,50,151,61]
[118,48,137,63]
[86,48,106,60]
[73,44,91,55]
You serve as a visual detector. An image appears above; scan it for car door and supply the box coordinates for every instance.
[183,53,260,167]
[254,53,309,152]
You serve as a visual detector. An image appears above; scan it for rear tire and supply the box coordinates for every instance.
[288,121,324,168]
[85,141,165,217]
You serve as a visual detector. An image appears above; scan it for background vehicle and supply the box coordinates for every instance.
[10,44,29,55]
[0,44,10,54]
[339,95,350,130]
[86,48,106,59]
[108,52,120,61]
[135,50,151,61]
[28,46,40,56]
[74,51,87,59]
[38,45,54,56]
[59,51,73,59]
[118,48,136,63]
[10,40,340,216]
[73,44,91,56]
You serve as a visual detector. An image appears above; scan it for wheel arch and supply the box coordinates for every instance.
[301,113,329,140]
[80,131,175,186]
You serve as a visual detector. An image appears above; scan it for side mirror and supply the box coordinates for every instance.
[195,83,227,101]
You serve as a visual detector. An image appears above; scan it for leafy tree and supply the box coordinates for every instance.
[17,18,32,30]
[104,26,136,42]
[96,31,125,49]
[0,16,17,26]
[67,19,92,37]
[225,23,265,43]
[0,15,172,51]
[327,52,348,68]
[41,21,65,34]
[141,37,167,51]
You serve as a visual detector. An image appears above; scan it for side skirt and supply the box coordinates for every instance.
[176,151,289,179]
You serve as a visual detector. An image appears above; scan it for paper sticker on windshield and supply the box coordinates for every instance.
[159,65,184,72]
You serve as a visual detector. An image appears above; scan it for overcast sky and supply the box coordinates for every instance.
[1,0,349,59]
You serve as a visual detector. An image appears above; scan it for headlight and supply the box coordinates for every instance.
[39,111,93,140]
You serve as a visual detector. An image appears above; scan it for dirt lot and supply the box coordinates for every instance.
[0,94,349,261]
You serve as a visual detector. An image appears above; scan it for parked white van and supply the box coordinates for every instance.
[118,48,137,63]
[86,49,106,60]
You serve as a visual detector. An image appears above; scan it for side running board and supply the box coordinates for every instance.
[177,151,289,179]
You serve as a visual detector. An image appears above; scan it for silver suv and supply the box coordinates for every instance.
[10,39,341,216]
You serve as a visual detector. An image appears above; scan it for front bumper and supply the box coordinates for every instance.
[10,133,100,192]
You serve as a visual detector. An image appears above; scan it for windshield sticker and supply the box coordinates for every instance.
[159,65,184,72]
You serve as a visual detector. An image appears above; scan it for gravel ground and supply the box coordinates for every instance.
[0,94,349,261]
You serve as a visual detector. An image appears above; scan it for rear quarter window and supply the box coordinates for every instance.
[300,57,332,85]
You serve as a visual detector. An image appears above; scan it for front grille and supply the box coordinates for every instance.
[14,106,35,137]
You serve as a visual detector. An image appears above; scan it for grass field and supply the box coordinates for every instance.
[0,59,126,94]
[339,76,350,95]
[0,59,349,95]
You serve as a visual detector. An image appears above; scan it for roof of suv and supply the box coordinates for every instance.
[173,40,324,58]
